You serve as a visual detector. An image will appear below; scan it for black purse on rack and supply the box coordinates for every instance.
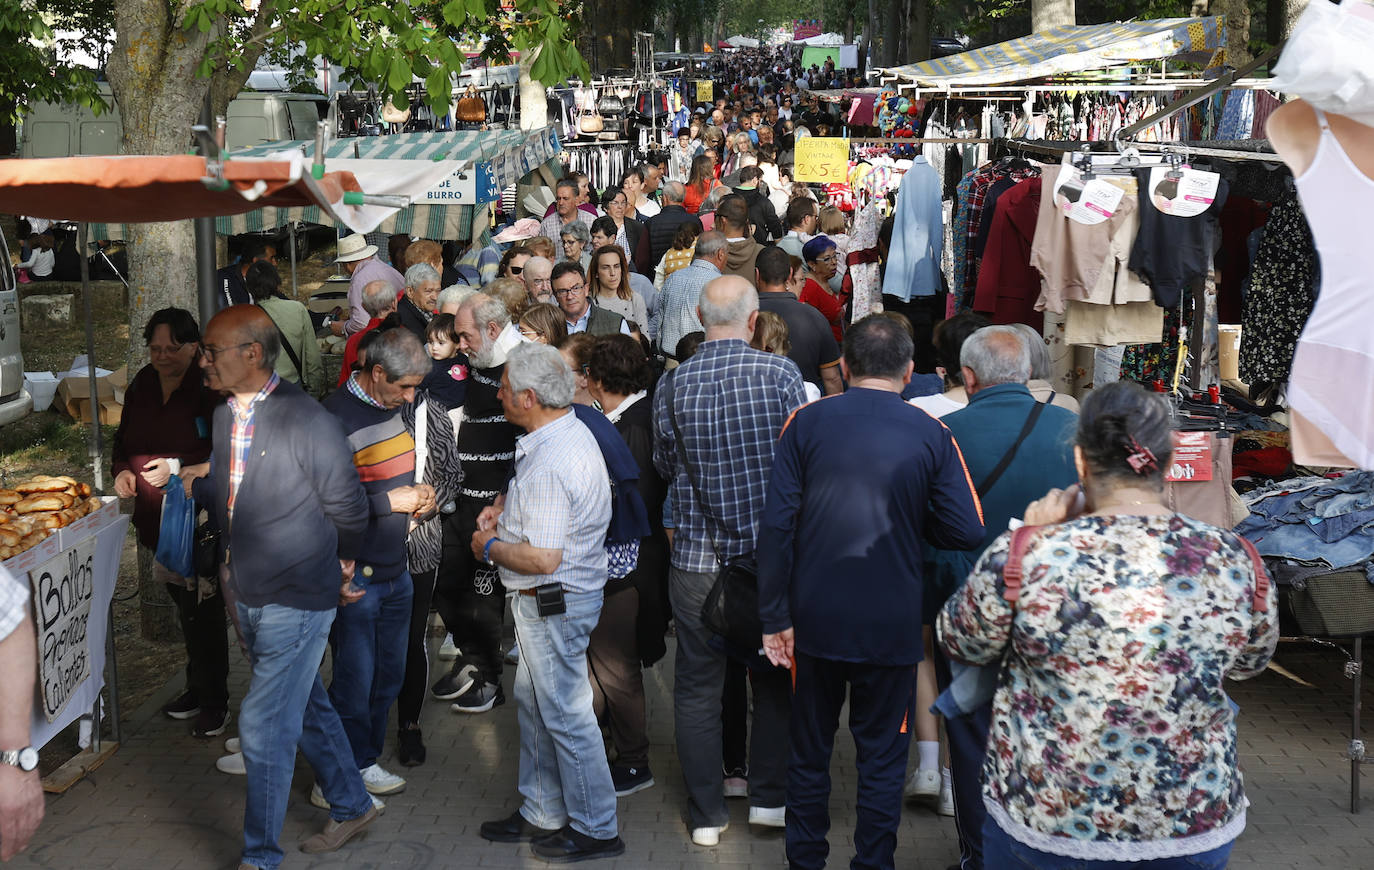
[668,398,763,653]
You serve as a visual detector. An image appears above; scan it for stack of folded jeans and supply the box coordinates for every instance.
[1237,471,1374,581]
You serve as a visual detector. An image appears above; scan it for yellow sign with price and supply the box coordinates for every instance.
[695,81,714,104]
[793,137,850,183]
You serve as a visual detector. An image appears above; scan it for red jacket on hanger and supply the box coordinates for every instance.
[973,178,1044,332]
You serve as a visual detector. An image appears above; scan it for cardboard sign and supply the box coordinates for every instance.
[794,137,849,183]
[28,535,97,722]
[1051,169,1125,225]
[1165,431,1214,483]
[695,81,714,104]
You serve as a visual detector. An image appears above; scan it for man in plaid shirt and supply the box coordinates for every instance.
[652,274,807,847]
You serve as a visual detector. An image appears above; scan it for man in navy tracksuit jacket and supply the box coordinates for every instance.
[757,315,985,870]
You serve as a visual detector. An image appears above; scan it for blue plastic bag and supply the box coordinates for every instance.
[155,475,196,578]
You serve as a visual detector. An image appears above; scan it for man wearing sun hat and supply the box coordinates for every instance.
[333,234,405,337]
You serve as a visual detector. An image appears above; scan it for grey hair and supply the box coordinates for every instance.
[701,185,728,212]
[505,341,575,408]
[437,285,476,311]
[462,291,511,330]
[662,180,686,204]
[960,325,1032,387]
[523,256,553,280]
[362,279,398,317]
[693,230,728,261]
[242,315,280,371]
[560,221,590,244]
[698,276,758,328]
[364,328,431,381]
[404,262,440,288]
[1010,323,1051,380]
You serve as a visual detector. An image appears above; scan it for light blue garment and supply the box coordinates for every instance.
[512,588,618,838]
[881,156,944,301]
[238,603,372,870]
[1237,472,1374,570]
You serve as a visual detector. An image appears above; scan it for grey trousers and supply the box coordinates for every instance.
[669,566,790,829]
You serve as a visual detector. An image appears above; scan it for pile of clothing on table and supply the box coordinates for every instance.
[1236,471,1374,584]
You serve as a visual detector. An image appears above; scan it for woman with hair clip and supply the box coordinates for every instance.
[939,381,1278,870]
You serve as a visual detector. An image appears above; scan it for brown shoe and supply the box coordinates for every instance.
[298,805,378,853]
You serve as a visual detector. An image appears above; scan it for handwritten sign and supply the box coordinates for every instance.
[28,536,96,722]
[1165,431,1214,483]
[695,81,714,105]
[793,137,849,183]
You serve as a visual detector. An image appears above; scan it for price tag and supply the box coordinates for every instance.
[793,137,850,183]
[1165,431,1214,483]
[1052,171,1125,225]
[1148,165,1220,217]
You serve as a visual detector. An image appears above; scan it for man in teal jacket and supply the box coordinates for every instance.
[932,324,1078,870]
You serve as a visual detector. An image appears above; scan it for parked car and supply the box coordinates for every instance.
[0,232,32,425]
[20,86,329,158]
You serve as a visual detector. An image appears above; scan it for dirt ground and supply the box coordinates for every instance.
[5,219,345,771]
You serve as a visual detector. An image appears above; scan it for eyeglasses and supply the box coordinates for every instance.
[148,342,186,356]
[518,327,544,341]
[552,282,585,297]
[200,342,253,361]
[812,254,838,264]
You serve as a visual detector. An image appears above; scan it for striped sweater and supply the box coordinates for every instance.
[323,387,416,582]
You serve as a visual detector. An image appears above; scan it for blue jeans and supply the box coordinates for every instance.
[237,603,372,870]
[328,571,413,770]
[982,816,1234,870]
[512,587,618,839]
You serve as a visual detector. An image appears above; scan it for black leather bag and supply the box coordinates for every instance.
[194,519,222,579]
[597,92,626,116]
[700,554,762,652]
[668,400,763,652]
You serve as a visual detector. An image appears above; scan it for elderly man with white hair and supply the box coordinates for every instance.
[397,263,441,339]
[521,256,555,306]
[473,342,623,863]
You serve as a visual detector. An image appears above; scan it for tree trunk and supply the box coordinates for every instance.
[906,0,930,65]
[1213,0,1252,66]
[1031,0,1074,32]
[883,0,902,66]
[519,51,547,133]
[1274,0,1309,42]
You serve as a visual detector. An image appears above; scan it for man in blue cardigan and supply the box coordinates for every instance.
[757,315,984,870]
[195,306,378,870]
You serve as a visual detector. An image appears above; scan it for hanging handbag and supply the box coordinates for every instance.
[381,99,411,125]
[577,89,604,135]
[598,89,625,117]
[457,85,488,124]
[667,398,763,654]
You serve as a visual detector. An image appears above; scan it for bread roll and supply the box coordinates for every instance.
[0,490,20,505]
[0,527,20,548]
[15,495,66,514]
[15,476,70,494]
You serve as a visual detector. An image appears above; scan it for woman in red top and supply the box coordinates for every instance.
[683,155,716,215]
[799,235,847,343]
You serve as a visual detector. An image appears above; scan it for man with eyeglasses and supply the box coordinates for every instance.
[550,262,631,337]
[521,256,555,306]
[193,305,379,867]
[216,237,276,311]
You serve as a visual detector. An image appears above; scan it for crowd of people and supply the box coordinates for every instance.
[0,75,1277,870]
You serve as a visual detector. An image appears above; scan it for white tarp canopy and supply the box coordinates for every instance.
[795,32,846,46]
[723,35,760,48]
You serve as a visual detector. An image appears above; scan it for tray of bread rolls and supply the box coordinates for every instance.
[0,475,102,561]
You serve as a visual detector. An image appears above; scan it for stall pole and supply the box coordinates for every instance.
[288,224,299,300]
[195,96,219,326]
[76,222,104,494]
[1352,637,1363,813]
[105,598,122,744]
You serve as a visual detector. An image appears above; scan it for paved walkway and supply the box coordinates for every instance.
[11,633,1374,869]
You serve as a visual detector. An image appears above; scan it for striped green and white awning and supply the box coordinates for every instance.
[88,202,476,242]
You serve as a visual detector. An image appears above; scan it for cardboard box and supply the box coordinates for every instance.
[0,529,63,576]
[55,364,126,423]
[1218,325,1242,382]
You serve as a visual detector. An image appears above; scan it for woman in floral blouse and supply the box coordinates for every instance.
[939,381,1277,869]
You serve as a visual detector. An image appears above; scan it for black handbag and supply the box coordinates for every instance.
[194,518,222,579]
[668,398,763,653]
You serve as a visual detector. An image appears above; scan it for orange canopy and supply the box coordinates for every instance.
[0,154,361,224]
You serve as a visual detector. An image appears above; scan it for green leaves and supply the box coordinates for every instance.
[387,54,411,92]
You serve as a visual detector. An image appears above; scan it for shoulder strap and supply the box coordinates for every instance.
[1236,535,1271,613]
[261,306,304,382]
[976,399,1047,497]
[1002,524,1040,603]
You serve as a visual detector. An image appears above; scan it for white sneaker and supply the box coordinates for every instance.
[310,783,386,813]
[215,752,245,775]
[749,805,786,828]
[691,822,728,846]
[504,642,519,665]
[904,768,941,801]
[360,763,406,795]
[224,737,240,754]
[438,634,460,660]
[939,782,955,817]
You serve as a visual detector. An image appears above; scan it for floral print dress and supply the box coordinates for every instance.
[938,514,1278,862]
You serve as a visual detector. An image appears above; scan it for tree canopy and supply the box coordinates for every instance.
[0,0,105,122]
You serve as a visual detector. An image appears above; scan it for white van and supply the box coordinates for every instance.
[20,87,329,158]
[0,234,31,426]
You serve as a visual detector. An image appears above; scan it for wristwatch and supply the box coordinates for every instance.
[0,747,38,772]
